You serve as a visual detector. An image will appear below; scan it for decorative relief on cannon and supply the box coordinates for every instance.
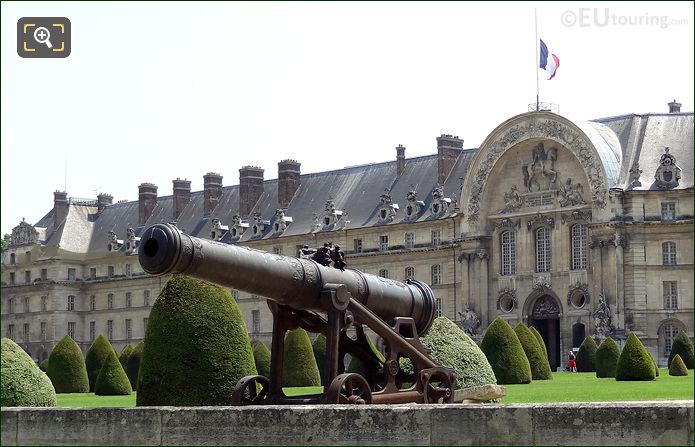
[404,186,425,221]
[377,189,399,224]
[653,147,681,189]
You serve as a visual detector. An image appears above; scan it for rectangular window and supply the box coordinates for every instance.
[664,325,679,357]
[431,230,441,247]
[41,322,47,341]
[89,295,96,311]
[67,295,76,311]
[535,227,552,273]
[273,246,283,255]
[67,268,76,281]
[89,321,95,342]
[571,224,588,270]
[125,319,132,340]
[108,293,114,309]
[108,266,114,278]
[107,320,114,341]
[661,202,676,221]
[431,265,442,285]
[435,298,442,318]
[9,272,15,285]
[404,232,415,250]
[664,281,678,309]
[10,253,15,265]
[25,270,31,284]
[23,296,30,313]
[67,322,76,339]
[379,235,389,252]
[41,269,47,281]
[125,264,132,277]
[353,239,363,253]
[501,231,516,276]
[125,292,132,308]
[252,310,261,333]
[23,323,29,341]
[8,324,14,339]
[41,296,47,311]
[90,268,96,280]
[662,242,677,265]
[144,290,150,307]
[8,298,14,314]
[378,269,389,278]
[404,266,415,281]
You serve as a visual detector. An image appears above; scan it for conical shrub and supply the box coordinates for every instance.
[668,330,693,369]
[39,359,48,372]
[253,341,271,378]
[85,335,115,392]
[46,335,89,393]
[480,317,531,384]
[347,332,385,377]
[1,338,57,406]
[576,336,598,372]
[651,354,660,377]
[669,354,688,376]
[137,275,257,406]
[595,337,620,378]
[119,345,134,371]
[515,324,552,380]
[282,328,321,387]
[529,326,549,364]
[616,333,656,381]
[126,343,143,390]
[95,348,132,395]
[312,334,327,382]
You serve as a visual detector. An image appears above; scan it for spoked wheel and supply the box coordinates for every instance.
[325,373,372,404]
[231,375,270,405]
[420,368,455,404]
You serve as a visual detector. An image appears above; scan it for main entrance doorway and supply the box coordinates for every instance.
[529,295,561,370]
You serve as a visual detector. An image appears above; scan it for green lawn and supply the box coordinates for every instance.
[55,371,693,407]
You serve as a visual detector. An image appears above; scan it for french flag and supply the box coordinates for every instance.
[539,39,560,80]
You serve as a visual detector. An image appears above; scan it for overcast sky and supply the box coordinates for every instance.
[1,1,692,234]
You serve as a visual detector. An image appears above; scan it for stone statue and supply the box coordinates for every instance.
[522,143,558,192]
[558,178,586,207]
[501,184,524,213]
[593,293,614,339]
[459,304,481,337]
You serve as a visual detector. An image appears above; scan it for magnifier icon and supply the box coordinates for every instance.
[33,26,53,49]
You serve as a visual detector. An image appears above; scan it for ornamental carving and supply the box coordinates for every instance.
[532,274,552,291]
[628,161,642,188]
[501,185,524,213]
[497,288,518,313]
[377,189,399,224]
[317,199,348,231]
[10,219,39,246]
[466,117,609,223]
[493,218,521,231]
[593,293,614,339]
[653,147,681,189]
[107,229,123,252]
[557,178,586,207]
[429,185,451,217]
[561,210,592,224]
[531,295,560,319]
[458,303,481,336]
[210,218,229,241]
[272,209,293,234]
[404,186,425,221]
[522,143,558,192]
[527,213,555,231]
[125,224,139,254]
[229,214,249,239]
[567,282,590,306]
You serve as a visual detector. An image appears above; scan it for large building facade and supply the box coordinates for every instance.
[2,103,692,369]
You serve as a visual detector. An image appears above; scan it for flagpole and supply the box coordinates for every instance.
[535,8,539,112]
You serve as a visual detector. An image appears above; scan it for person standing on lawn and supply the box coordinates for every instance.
[568,350,577,372]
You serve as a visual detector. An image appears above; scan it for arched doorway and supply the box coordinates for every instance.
[528,295,561,370]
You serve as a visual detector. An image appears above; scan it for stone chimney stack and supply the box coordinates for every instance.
[96,193,113,213]
[436,134,464,184]
[278,159,301,208]
[53,191,68,229]
[138,183,158,225]
[396,144,406,177]
[239,166,265,216]
[203,173,223,218]
[668,99,681,113]
[172,178,192,220]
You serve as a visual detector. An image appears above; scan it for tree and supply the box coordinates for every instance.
[576,336,598,372]
[85,335,116,392]
[119,345,135,371]
[253,341,271,378]
[94,348,132,395]
[137,275,257,406]
[282,328,321,387]
[514,324,552,380]
[126,343,144,390]
[480,317,532,384]
[616,333,656,381]
[595,337,620,378]
[46,335,89,393]
[668,330,693,369]
[1,338,57,406]
[668,354,688,376]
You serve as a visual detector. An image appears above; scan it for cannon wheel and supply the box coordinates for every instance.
[421,369,454,404]
[231,375,270,405]
[325,373,372,404]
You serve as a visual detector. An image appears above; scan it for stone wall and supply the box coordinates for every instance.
[2,401,692,446]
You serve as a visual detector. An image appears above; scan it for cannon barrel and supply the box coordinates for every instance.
[138,223,437,335]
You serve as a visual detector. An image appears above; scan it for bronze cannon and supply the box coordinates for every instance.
[138,223,456,405]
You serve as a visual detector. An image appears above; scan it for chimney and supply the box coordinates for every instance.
[53,191,68,229]
[138,183,158,225]
[203,173,223,217]
[239,166,264,216]
[437,134,464,184]
[278,159,301,208]
[96,193,112,213]
[668,99,681,113]
[172,178,192,220]
[396,144,406,176]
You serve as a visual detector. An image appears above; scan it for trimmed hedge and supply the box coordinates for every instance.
[514,324,552,380]
[576,336,598,372]
[312,334,327,382]
[85,335,115,392]
[595,337,620,378]
[253,341,271,378]
[480,317,531,384]
[347,332,385,376]
[1,338,57,407]
[39,359,48,372]
[137,275,257,406]
[126,343,143,390]
[46,335,89,393]
[282,328,321,387]
[119,345,134,371]
[651,355,660,377]
[95,348,132,395]
[668,330,693,369]
[529,326,549,364]
[616,333,656,381]
[669,354,688,376]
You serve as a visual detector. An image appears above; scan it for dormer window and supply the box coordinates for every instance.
[432,203,440,214]
[250,213,269,238]
[271,209,292,235]
[229,215,249,239]
[231,228,238,237]
[380,209,387,220]
[324,216,331,226]
[429,185,451,217]
[107,231,123,252]
[404,188,424,221]
[377,189,399,224]
[210,218,229,241]
[124,225,139,255]
[654,147,682,189]
[317,199,347,231]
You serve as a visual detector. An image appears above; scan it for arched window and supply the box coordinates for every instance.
[571,224,587,270]
[662,242,677,265]
[404,266,414,281]
[500,231,515,276]
[536,227,552,272]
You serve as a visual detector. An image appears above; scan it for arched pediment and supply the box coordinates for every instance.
[461,112,614,233]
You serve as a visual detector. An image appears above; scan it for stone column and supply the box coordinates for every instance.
[458,253,470,322]
[469,252,480,324]
[477,250,489,328]
[614,233,626,330]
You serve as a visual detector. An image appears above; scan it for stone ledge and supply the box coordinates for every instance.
[1,401,692,446]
